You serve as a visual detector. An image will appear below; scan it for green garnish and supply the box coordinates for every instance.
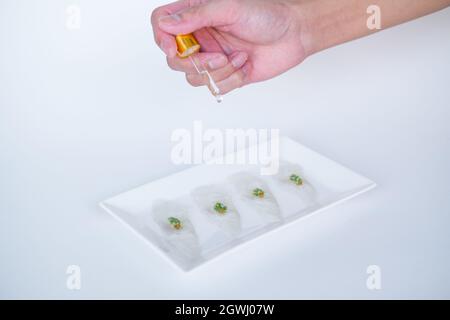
[214,202,227,214]
[289,174,303,186]
[252,188,265,198]
[168,217,182,230]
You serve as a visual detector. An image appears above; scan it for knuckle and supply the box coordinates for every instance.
[186,74,201,87]
[166,56,177,70]
[150,8,161,24]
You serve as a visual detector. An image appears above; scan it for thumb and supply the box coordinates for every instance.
[158,1,230,35]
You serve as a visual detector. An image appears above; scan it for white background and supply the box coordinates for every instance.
[1,0,449,299]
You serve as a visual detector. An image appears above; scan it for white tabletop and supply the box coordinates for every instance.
[1,1,449,299]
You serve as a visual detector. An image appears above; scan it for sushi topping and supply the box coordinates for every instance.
[168,217,182,230]
[290,174,303,186]
[214,202,227,214]
[252,188,265,198]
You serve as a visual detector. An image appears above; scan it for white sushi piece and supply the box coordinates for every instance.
[191,185,241,236]
[275,161,317,205]
[150,199,201,259]
[228,172,281,224]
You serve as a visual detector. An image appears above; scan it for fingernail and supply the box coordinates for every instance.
[158,13,181,26]
[207,55,228,70]
[231,52,248,69]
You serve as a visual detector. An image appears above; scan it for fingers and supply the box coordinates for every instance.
[151,0,195,57]
[188,68,247,95]
[185,66,232,87]
[151,1,248,94]
[157,1,233,35]
[167,52,228,73]
[206,27,234,55]
[192,28,224,53]
[185,51,247,83]
[186,52,249,94]
[151,11,175,57]
[151,1,229,57]
[215,68,247,95]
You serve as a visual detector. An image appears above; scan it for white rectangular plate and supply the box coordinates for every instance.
[100,137,376,271]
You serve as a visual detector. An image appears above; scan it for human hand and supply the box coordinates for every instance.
[151,0,307,95]
[152,0,450,96]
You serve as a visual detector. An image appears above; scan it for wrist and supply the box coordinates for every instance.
[289,0,320,57]
[292,0,374,56]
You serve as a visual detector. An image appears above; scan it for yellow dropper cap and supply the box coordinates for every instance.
[175,33,222,103]
[175,34,200,58]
